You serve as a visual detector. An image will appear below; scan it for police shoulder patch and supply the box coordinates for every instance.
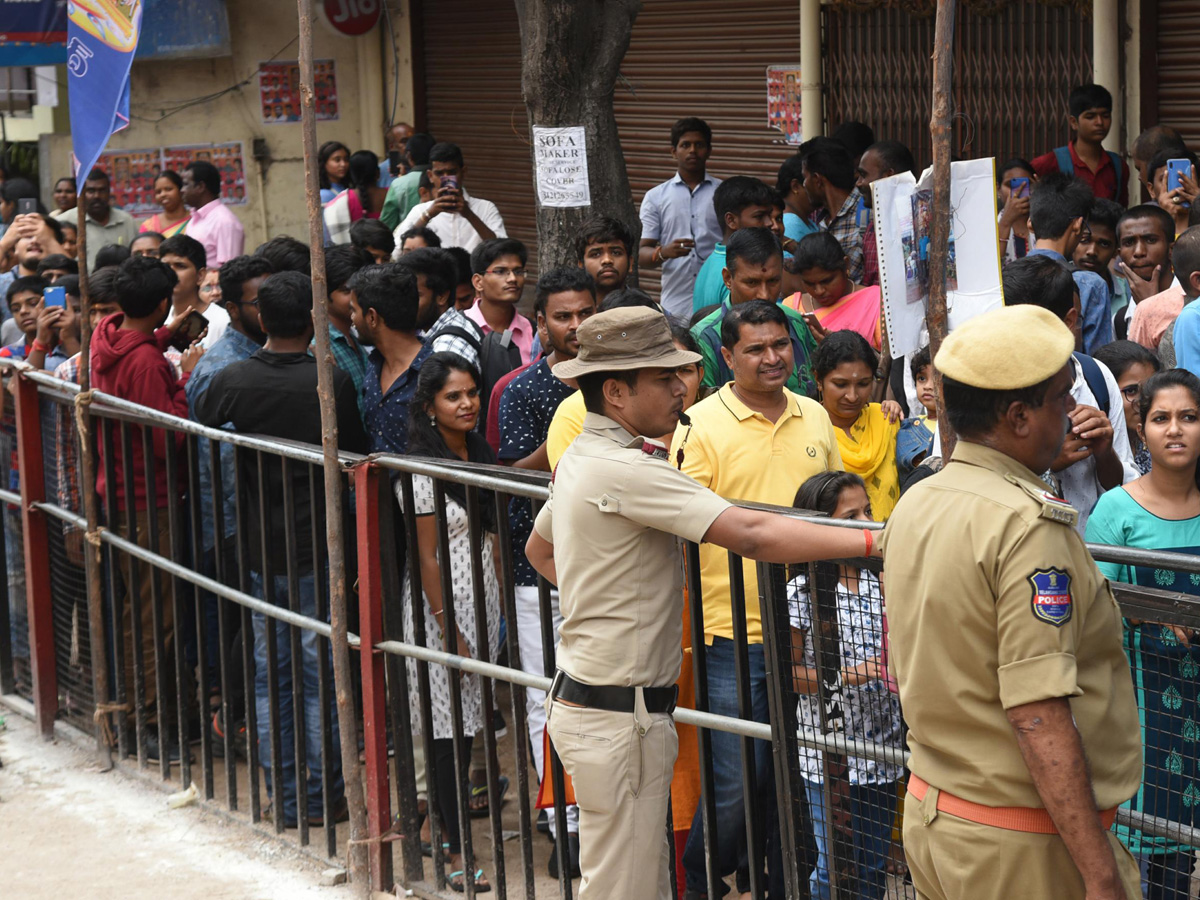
[641,440,669,461]
[1029,567,1073,627]
[1005,475,1079,527]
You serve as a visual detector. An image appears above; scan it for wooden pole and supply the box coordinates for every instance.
[296,1,370,894]
[75,197,114,769]
[927,0,957,461]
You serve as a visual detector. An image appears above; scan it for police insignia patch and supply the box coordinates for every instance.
[1029,568,1073,626]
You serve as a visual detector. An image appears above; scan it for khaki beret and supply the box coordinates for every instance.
[935,304,1075,390]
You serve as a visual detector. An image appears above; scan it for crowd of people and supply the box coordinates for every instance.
[2,79,1200,899]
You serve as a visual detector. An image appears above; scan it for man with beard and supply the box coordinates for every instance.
[854,140,916,287]
[79,168,137,269]
[350,261,438,455]
[496,267,598,875]
[576,215,632,305]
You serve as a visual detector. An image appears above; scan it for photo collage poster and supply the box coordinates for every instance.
[259,59,339,124]
[96,142,249,217]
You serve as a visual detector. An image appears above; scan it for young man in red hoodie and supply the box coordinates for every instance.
[92,254,205,761]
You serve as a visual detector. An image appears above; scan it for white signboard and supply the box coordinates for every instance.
[533,126,590,208]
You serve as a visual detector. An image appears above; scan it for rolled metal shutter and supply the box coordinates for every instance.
[1157,0,1200,146]
[420,0,802,296]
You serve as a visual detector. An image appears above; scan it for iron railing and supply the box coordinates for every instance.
[3,358,1200,899]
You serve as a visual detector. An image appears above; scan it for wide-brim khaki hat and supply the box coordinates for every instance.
[553,306,701,379]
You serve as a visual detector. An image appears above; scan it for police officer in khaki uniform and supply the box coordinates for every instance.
[881,304,1143,900]
[525,306,877,900]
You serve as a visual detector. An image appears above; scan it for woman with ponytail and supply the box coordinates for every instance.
[322,150,389,245]
[1086,368,1200,898]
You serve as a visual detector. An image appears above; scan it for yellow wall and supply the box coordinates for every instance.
[42,0,417,249]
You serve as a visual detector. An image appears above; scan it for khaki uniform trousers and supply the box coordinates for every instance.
[903,787,1142,900]
[547,688,678,900]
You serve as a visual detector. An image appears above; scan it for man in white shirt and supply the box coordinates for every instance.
[392,142,505,255]
[1003,255,1136,532]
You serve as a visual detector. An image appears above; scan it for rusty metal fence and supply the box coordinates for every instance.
[3,358,1200,899]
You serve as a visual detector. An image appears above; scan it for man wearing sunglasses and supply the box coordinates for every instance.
[1026,172,1114,355]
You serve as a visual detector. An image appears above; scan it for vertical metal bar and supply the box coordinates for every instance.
[186,434,212,794]
[234,445,261,820]
[433,479,475,897]
[532,495,571,900]
[140,424,169,779]
[809,560,848,900]
[208,436,236,806]
[281,457,309,846]
[465,484,505,900]
[0,448,12,695]
[310,463,336,859]
[257,450,285,833]
[164,425,192,789]
[353,463,394,890]
[727,551,763,899]
[686,539,721,900]
[119,419,148,766]
[101,417,128,759]
[13,372,58,737]
[758,561,804,900]
[399,472,444,889]
[496,492,536,900]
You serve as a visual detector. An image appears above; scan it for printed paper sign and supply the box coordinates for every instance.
[533,126,590,208]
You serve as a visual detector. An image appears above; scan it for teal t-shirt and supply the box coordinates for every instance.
[1086,485,1200,855]
[784,211,818,243]
[692,242,729,315]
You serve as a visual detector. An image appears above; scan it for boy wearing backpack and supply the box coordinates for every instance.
[1003,254,1137,534]
[1031,83,1129,207]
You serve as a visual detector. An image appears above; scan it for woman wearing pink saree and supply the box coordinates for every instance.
[783,231,883,351]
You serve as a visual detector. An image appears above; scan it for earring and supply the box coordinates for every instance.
[429,415,436,426]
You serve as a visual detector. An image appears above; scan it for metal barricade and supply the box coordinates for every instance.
[3,358,1200,899]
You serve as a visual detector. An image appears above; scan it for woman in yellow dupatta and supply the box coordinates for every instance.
[813,330,903,519]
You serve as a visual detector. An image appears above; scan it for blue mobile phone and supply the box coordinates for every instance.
[43,286,66,309]
[1168,159,1192,208]
[1010,177,1030,200]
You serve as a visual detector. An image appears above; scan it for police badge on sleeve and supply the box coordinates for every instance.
[1029,568,1073,626]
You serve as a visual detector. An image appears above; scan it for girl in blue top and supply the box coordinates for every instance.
[1086,368,1200,900]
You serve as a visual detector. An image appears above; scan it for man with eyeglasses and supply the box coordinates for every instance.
[1003,253,1137,534]
[1026,172,1114,355]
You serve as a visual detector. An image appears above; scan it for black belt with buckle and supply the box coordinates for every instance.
[553,672,678,714]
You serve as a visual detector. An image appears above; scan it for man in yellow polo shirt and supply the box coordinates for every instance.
[668,299,842,898]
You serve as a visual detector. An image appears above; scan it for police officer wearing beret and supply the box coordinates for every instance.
[882,304,1143,900]
[525,306,877,900]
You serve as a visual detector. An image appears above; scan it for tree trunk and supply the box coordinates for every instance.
[927,0,957,460]
[516,0,642,272]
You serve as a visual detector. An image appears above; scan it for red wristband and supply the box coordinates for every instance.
[862,528,873,558]
[30,339,50,353]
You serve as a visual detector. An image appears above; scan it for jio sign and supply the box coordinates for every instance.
[322,0,380,35]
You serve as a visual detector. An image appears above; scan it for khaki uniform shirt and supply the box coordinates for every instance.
[533,412,732,688]
[880,440,1142,810]
[670,384,842,645]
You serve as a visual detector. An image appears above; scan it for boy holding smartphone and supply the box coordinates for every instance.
[1032,83,1129,206]
[0,275,69,370]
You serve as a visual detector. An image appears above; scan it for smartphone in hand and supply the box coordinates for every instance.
[43,286,66,309]
[1010,177,1030,200]
[170,311,208,351]
[17,198,37,216]
[1168,159,1192,208]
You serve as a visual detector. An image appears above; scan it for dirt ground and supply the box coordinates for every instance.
[0,711,340,900]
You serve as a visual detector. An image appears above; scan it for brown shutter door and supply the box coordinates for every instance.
[420,0,802,296]
[1157,0,1200,146]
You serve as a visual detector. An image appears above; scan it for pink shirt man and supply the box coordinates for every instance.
[187,198,245,269]
[1129,284,1186,351]
[463,299,535,366]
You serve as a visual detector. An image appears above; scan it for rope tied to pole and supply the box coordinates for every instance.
[93,700,132,748]
[344,825,401,876]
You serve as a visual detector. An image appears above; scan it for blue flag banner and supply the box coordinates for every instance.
[66,0,143,179]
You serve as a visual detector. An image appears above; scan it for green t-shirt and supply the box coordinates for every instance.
[380,166,427,231]
[690,300,818,397]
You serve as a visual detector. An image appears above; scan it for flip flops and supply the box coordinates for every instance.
[449,869,491,893]
[468,775,509,818]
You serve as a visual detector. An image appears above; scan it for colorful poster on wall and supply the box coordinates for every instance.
[162,142,249,205]
[766,64,803,146]
[258,59,338,124]
[95,148,163,216]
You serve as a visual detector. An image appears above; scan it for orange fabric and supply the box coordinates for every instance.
[907,774,1117,834]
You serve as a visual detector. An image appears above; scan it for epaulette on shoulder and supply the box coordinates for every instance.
[1004,474,1079,527]
[640,440,669,461]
